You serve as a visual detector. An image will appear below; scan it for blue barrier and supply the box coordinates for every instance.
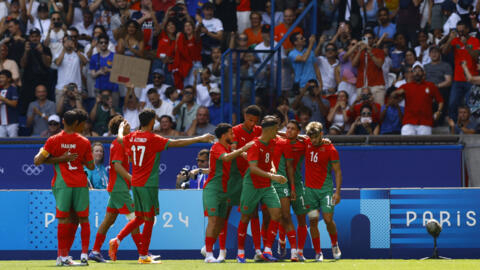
[0,144,463,189]
[1,188,479,260]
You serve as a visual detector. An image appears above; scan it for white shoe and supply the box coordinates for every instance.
[332,244,342,260]
[253,253,263,262]
[205,256,220,263]
[217,249,227,262]
[290,249,299,262]
[60,256,81,266]
[315,253,324,262]
[200,246,206,257]
[297,250,306,262]
[56,257,62,266]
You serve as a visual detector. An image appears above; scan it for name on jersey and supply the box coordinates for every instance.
[61,144,76,149]
[130,138,147,142]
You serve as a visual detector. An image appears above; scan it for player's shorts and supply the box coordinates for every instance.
[305,187,334,214]
[52,187,89,218]
[240,178,280,215]
[107,191,135,214]
[226,170,243,206]
[203,187,228,218]
[132,186,159,217]
[291,182,309,215]
[273,181,290,199]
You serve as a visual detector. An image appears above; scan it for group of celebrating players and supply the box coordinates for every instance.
[33,104,342,266]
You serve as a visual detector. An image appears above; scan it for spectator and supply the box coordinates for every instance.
[297,106,312,134]
[194,68,216,107]
[164,86,180,107]
[85,25,116,59]
[131,0,159,54]
[415,30,431,65]
[157,114,181,136]
[207,46,222,85]
[289,33,322,89]
[146,88,174,130]
[213,0,237,50]
[186,105,215,136]
[330,22,353,52]
[85,142,108,189]
[40,114,62,137]
[424,46,452,122]
[261,0,283,27]
[163,1,191,34]
[244,11,262,47]
[352,29,386,105]
[176,149,210,189]
[173,20,202,89]
[338,39,359,105]
[447,105,476,134]
[389,32,407,74]
[82,119,99,137]
[111,0,132,40]
[316,42,339,95]
[116,20,145,58]
[442,20,480,120]
[156,17,177,79]
[56,83,84,116]
[26,2,50,38]
[123,86,140,131]
[374,8,396,42]
[197,2,223,65]
[358,0,382,27]
[350,87,382,123]
[0,44,20,86]
[89,34,119,107]
[276,96,295,128]
[274,8,303,51]
[236,0,251,33]
[208,86,234,125]
[0,69,19,137]
[347,104,380,135]
[379,91,404,134]
[75,9,94,48]
[43,12,66,64]
[393,62,444,135]
[442,0,461,37]
[90,90,117,136]
[140,69,171,108]
[26,84,56,136]
[327,90,350,134]
[173,85,199,132]
[396,0,421,44]
[4,18,25,67]
[403,48,417,68]
[19,28,52,114]
[292,79,330,130]
[54,35,87,103]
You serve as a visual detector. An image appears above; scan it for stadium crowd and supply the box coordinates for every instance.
[1,0,480,137]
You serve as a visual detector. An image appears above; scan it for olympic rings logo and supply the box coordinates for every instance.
[22,164,45,176]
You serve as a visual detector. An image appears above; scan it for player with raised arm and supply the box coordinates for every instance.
[108,109,215,264]
[236,116,288,263]
[304,121,342,261]
[88,115,143,263]
[33,109,94,266]
[203,123,254,263]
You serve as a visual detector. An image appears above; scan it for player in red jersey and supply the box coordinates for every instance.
[108,109,215,264]
[202,123,254,263]
[34,109,94,266]
[304,121,343,261]
[88,115,145,263]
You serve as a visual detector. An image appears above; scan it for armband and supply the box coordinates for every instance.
[40,148,50,158]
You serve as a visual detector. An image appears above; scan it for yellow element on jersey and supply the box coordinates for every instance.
[40,148,50,158]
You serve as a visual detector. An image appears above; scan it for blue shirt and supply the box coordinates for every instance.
[0,85,19,125]
[208,103,231,125]
[89,52,119,92]
[374,23,397,40]
[380,105,404,134]
[185,0,208,17]
[188,173,207,189]
[85,164,108,189]
[289,48,317,87]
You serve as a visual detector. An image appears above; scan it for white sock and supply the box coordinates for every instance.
[255,249,262,255]
[238,249,245,255]
[219,249,226,257]
[206,252,213,258]
[291,248,297,255]
[264,247,272,253]
[116,238,121,245]
[60,256,69,261]
[298,249,303,253]
[92,251,100,255]
[80,253,88,260]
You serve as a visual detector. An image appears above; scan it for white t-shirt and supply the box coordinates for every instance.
[255,41,284,62]
[200,18,223,34]
[84,42,116,58]
[140,83,170,107]
[443,12,461,36]
[43,29,65,68]
[317,56,339,91]
[72,7,83,26]
[415,46,431,65]
[74,22,94,48]
[123,108,140,131]
[146,101,174,129]
[196,83,216,107]
[29,18,50,40]
[0,2,8,22]
[55,51,82,90]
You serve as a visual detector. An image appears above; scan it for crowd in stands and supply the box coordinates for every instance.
[2,0,480,137]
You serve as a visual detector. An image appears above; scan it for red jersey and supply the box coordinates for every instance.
[107,139,131,192]
[232,124,262,176]
[124,131,170,187]
[350,102,382,123]
[246,138,276,189]
[356,48,385,88]
[43,131,93,187]
[272,138,293,177]
[173,33,202,89]
[400,81,444,127]
[204,142,231,192]
[304,138,339,190]
[289,139,306,184]
[237,0,250,11]
[274,23,303,50]
[451,37,480,82]
[157,32,176,71]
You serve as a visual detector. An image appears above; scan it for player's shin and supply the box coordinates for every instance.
[117,217,144,241]
[237,220,248,252]
[264,220,279,252]
[297,225,308,250]
[140,220,154,256]
[57,223,69,257]
[92,233,106,253]
[80,221,91,254]
[250,217,261,251]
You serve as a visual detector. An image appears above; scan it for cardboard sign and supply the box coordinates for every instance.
[110,54,151,88]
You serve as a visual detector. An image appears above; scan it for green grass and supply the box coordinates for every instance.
[1,260,480,270]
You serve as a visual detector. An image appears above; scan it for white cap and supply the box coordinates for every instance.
[48,114,61,123]
[412,61,424,71]
[209,86,221,95]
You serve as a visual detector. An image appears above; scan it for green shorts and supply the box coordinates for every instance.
[291,182,309,215]
[132,186,159,217]
[226,170,243,206]
[273,181,290,199]
[240,178,280,215]
[304,187,334,214]
[107,191,135,214]
[203,187,228,218]
[52,187,89,218]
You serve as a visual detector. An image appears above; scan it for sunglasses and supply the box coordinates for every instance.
[153,75,163,78]
[326,47,336,52]
[184,91,193,95]
[237,37,248,41]
[99,41,108,44]
[361,112,372,116]
[196,159,207,162]
[49,122,59,126]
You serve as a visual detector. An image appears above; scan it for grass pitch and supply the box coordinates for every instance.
[1,260,479,270]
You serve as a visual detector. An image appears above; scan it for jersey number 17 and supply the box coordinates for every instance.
[131,145,146,166]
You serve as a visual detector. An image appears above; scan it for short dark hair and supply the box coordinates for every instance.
[261,115,279,128]
[165,86,177,99]
[63,110,77,126]
[378,7,389,15]
[7,18,20,25]
[74,109,88,123]
[98,33,109,43]
[0,69,12,79]
[245,105,262,117]
[457,20,468,28]
[289,32,302,45]
[198,149,209,159]
[139,109,156,127]
[298,106,312,117]
[307,79,319,86]
[288,119,301,130]
[215,123,232,139]
[159,114,173,123]
[147,88,158,95]
[108,114,124,135]
[360,103,373,113]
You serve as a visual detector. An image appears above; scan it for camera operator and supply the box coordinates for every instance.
[349,87,381,123]
[56,82,85,117]
[176,149,210,189]
[292,79,330,132]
